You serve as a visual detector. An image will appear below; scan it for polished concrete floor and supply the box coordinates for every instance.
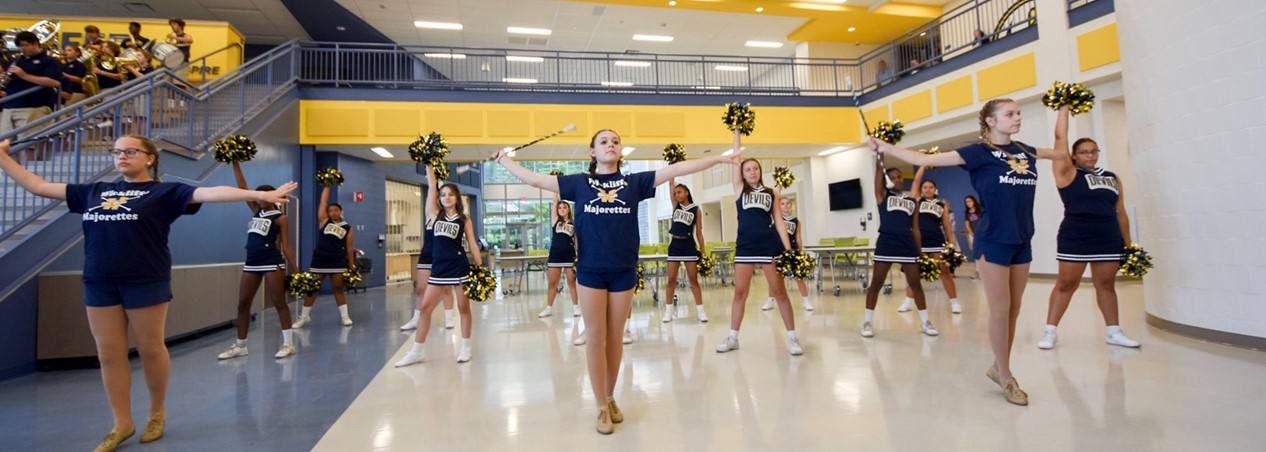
[2,268,1265,451]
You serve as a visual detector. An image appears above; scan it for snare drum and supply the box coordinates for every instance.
[150,41,185,69]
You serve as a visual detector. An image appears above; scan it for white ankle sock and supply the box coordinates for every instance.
[950,298,959,304]
[338,305,349,318]
[865,309,875,322]
[460,338,470,349]
[445,309,454,321]
[904,297,914,305]
[410,309,420,322]
[281,329,293,345]
[299,306,312,318]
[786,330,798,341]
[729,329,740,339]
[918,310,929,322]
[802,297,810,303]
[410,341,424,354]
[235,338,247,347]
[1045,324,1058,333]
[1107,325,1122,335]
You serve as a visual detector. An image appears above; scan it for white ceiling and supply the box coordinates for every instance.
[0,0,309,44]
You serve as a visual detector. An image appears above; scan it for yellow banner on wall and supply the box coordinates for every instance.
[0,15,244,83]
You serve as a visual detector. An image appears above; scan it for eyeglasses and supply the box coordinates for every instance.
[109,148,146,158]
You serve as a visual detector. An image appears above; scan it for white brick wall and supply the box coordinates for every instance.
[1118,0,1266,338]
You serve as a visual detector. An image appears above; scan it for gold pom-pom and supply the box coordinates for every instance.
[286,272,321,296]
[433,163,450,181]
[870,120,905,144]
[549,169,564,176]
[920,146,941,155]
[774,250,816,280]
[212,134,258,163]
[942,243,966,273]
[697,253,716,277]
[1119,243,1154,278]
[663,143,686,164]
[722,102,756,136]
[1043,81,1096,116]
[635,264,646,295]
[342,267,363,287]
[917,254,942,282]
[462,264,498,302]
[408,132,450,165]
[772,166,795,190]
[316,167,344,186]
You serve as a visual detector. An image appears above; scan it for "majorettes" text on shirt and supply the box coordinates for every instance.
[584,177,632,215]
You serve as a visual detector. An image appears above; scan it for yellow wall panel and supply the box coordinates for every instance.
[891,90,933,123]
[863,105,890,122]
[373,110,420,137]
[487,111,531,137]
[534,111,589,137]
[307,108,368,137]
[592,112,633,137]
[426,110,484,137]
[634,112,687,138]
[936,75,974,113]
[1077,23,1120,72]
[976,52,1037,100]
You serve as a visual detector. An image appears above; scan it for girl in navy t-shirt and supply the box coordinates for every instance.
[1040,137,1141,350]
[538,191,579,319]
[716,132,804,357]
[0,136,296,451]
[491,129,733,435]
[395,163,484,367]
[215,161,300,361]
[898,166,962,315]
[662,178,708,323]
[293,184,356,328]
[870,101,1073,407]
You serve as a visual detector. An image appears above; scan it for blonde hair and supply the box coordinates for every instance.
[977,98,1035,157]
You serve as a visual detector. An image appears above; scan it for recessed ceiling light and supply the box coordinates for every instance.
[817,146,848,156]
[848,27,856,32]
[601,81,634,87]
[614,60,652,67]
[414,21,462,30]
[715,65,749,72]
[370,147,394,158]
[745,40,783,48]
[507,26,551,36]
[633,34,674,42]
[424,53,467,59]
[668,0,677,5]
[503,77,538,84]
[756,7,764,12]
[506,55,544,63]
[622,147,636,156]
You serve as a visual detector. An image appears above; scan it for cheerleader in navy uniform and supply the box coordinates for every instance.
[1040,138,1141,350]
[662,178,708,323]
[215,162,300,360]
[395,163,484,366]
[490,129,733,434]
[292,185,355,328]
[538,191,580,318]
[399,211,456,331]
[0,136,296,452]
[872,102,1073,406]
[862,165,936,338]
[898,166,962,314]
[761,197,813,312]
[715,132,804,356]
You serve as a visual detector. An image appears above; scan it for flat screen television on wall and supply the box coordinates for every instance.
[828,179,864,211]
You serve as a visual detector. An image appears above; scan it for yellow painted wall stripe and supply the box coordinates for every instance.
[936,75,975,113]
[891,89,933,123]
[1077,22,1121,72]
[976,52,1037,100]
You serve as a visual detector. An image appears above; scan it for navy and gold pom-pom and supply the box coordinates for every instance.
[635,264,646,295]
[942,243,966,273]
[549,169,564,176]
[917,254,942,282]
[408,132,450,165]
[697,253,716,277]
[342,267,363,287]
[1043,81,1096,116]
[870,120,905,144]
[663,143,687,164]
[286,272,321,296]
[1119,243,1154,278]
[463,264,498,302]
[773,166,795,190]
[212,134,258,163]
[316,167,344,186]
[722,102,757,136]
[774,249,816,280]
[433,163,450,181]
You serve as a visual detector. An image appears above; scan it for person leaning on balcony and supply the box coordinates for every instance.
[876,59,894,86]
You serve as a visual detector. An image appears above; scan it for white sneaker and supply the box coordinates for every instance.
[1106,332,1141,348]
[274,343,296,358]
[622,329,634,344]
[292,316,311,329]
[803,299,814,311]
[538,306,553,318]
[921,321,939,336]
[697,309,709,323]
[760,298,775,311]
[394,351,425,368]
[662,306,675,323]
[341,316,354,327]
[217,344,248,360]
[861,322,874,338]
[788,337,804,356]
[1038,330,1058,350]
[444,316,455,329]
[573,335,587,346]
[456,346,472,363]
[399,319,418,331]
[951,301,963,314]
[716,336,739,353]
[897,299,914,312]
[573,306,581,317]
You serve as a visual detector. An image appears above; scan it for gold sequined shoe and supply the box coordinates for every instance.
[596,407,614,435]
[93,426,135,452]
[607,399,624,424]
[139,413,165,443]
[986,365,1001,388]
[1003,378,1029,406]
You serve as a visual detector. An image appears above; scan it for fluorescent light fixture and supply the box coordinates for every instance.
[715,65,749,72]
[848,27,857,32]
[622,147,636,156]
[745,40,783,48]
[807,0,848,3]
[668,0,677,5]
[691,85,722,90]
[505,55,544,62]
[370,147,394,158]
[633,34,674,42]
[614,60,652,67]
[503,77,538,83]
[817,146,848,156]
[790,2,846,11]
[756,7,764,12]
[424,53,466,59]
[601,81,634,87]
[414,21,462,30]
[507,26,551,36]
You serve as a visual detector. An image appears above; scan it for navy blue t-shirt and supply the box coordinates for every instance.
[66,181,201,283]
[1060,167,1119,219]
[557,171,656,270]
[669,203,698,237]
[958,142,1038,244]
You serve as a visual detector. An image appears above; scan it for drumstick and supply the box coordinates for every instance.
[488,123,576,161]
